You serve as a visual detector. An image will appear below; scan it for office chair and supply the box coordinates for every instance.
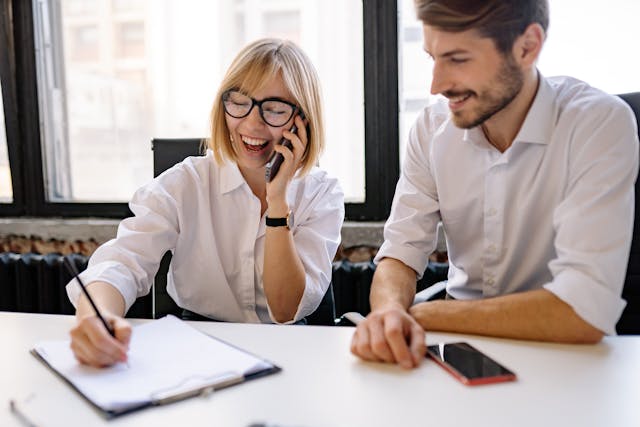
[411,93,640,335]
[617,92,640,334]
[150,138,337,325]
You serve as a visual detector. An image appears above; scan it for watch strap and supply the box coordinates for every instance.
[266,216,288,227]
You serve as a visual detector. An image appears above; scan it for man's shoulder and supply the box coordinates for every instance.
[546,76,628,116]
[420,97,450,122]
[412,97,452,137]
[543,76,637,158]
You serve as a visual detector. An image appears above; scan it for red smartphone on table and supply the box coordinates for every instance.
[426,342,516,386]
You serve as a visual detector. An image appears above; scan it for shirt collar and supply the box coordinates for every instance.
[461,73,556,148]
[512,73,556,146]
[219,159,246,194]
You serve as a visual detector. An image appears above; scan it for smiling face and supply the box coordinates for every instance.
[224,74,297,174]
[424,25,524,129]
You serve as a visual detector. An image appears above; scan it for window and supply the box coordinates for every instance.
[398,0,640,163]
[537,0,640,94]
[4,0,637,221]
[115,21,145,58]
[0,81,11,202]
[398,0,431,164]
[69,25,99,61]
[33,0,366,206]
[0,0,394,220]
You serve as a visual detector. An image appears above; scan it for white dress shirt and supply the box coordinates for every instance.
[67,151,345,323]
[376,75,639,335]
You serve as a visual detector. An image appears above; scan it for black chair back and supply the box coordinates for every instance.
[617,93,640,334]
[151,138,204,318]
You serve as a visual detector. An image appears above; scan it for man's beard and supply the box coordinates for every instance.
[448,54,524,129]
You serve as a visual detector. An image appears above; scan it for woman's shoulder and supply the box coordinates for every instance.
[137,151,218,199]
[158,150,217,180]
[297,166,340,188]
[291,167,344,204]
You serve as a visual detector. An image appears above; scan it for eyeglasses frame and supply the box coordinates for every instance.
[222,89,299,128]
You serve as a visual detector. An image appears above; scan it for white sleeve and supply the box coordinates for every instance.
[273,173,344,323]
[544,99,639,335]
[375,109,441,278]
[66,175,181,313]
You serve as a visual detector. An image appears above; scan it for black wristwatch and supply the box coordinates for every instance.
[266,211,294,230]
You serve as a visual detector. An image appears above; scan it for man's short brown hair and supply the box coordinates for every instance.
[414,0,549,53]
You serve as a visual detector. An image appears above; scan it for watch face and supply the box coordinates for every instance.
[287,211,294,229]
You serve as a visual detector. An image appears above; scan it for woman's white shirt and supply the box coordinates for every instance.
[66,151,344,323]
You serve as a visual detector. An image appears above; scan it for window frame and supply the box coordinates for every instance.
[0,0,399,221]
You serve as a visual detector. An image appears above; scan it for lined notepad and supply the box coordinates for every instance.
[32,315,279,417]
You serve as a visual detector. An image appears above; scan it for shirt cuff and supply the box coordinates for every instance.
[65,261,140,314]
[543,269,627,335]
[267,276,327,325]
[374,241,429,280]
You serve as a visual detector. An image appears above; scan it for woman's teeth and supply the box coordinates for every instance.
[241,135,269,152]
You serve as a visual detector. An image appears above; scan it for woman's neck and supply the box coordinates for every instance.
[238,164,268,214]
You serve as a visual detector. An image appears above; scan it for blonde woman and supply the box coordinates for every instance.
[67,38,344,367]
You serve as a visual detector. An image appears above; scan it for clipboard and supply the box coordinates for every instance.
[30,315,281,418]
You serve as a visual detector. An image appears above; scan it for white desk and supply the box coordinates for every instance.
[1,312,638,427]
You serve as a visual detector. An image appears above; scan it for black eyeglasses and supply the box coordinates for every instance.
[222,90,298,127]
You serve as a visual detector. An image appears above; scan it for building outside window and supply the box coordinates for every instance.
[33,0,364,204]
[1,0,638,219]
[398,0,640,164]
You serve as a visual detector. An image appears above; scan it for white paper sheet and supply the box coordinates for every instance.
[33,315,273,412]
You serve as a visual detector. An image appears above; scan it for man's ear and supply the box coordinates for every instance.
[513,22,545,67]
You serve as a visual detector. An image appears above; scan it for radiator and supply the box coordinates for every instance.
[0,253,448,319]
[331,259,449,317]
[332,260,376,316]
[0,252,151,318]
[0,252,85,315]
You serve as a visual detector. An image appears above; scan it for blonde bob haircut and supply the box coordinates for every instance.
[209,38,325,177]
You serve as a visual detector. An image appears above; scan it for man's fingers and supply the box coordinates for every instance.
[408,322,427,366]
[351,323,377,361]
[368,318,395,363]
[351,309,424,369]
[384,315,416,369]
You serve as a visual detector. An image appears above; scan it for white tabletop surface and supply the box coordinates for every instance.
[1,311,638,427]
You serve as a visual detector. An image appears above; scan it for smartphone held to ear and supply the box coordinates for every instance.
[265,112,305,182]
[427,342,516,386]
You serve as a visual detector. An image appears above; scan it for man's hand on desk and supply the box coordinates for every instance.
[350,306,426,370]
[70,313,131,367]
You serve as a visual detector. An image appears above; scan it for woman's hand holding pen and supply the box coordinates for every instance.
[70,311,131,368]
[69,280,132,368]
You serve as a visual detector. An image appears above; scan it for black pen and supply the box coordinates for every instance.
[63,258,115,338]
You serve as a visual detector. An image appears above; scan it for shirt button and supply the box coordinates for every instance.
[487,208,497,216]
[487,278,495,286]
[487,244,497,253]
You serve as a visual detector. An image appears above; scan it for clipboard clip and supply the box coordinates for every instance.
[150,371,244,405]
